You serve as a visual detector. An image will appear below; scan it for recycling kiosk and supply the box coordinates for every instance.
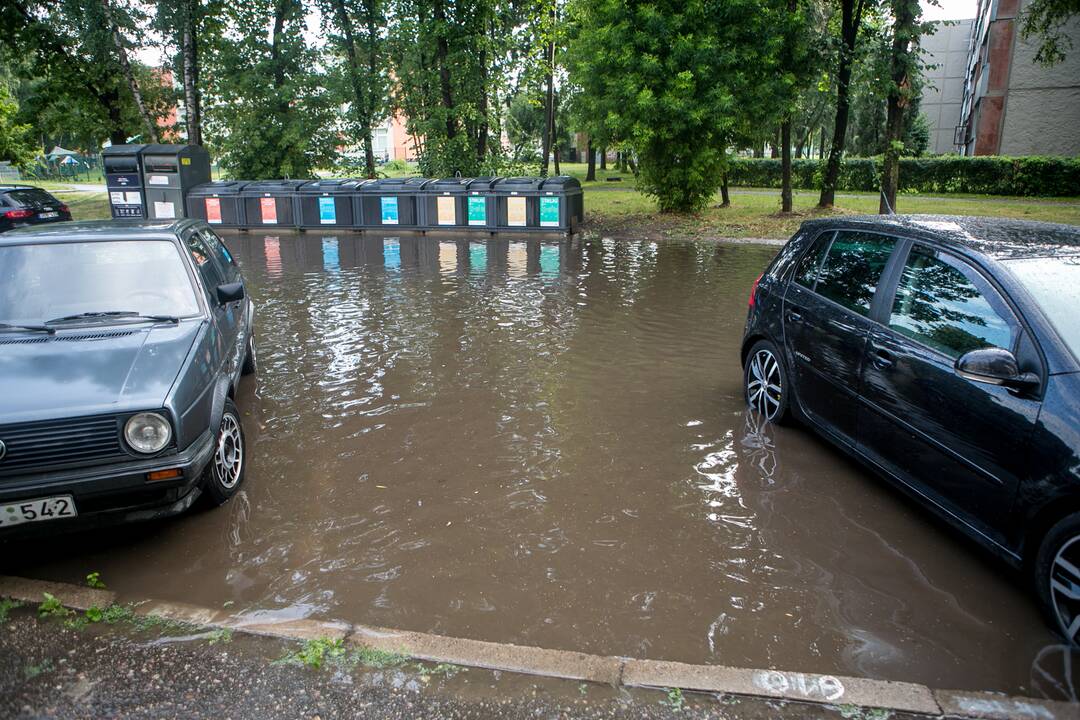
[186,181,250,228]
[298,179,365,229]
[495,177,543,230]
[103,144,148,219]
[141,144,212,221]
[420,177,501,230]
[539,175,583,233]
[360,177,430,229]
[240,180,305,229]
[494,176,582,233]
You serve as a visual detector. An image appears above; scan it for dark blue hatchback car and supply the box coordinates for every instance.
[742,215,1080,642]
[0,220,255,536]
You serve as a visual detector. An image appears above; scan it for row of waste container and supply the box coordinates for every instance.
[185,177,584,233]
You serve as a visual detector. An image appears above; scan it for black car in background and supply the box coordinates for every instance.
[741,215,1080,642]
[0,220,256,537]
[0,185,72,232]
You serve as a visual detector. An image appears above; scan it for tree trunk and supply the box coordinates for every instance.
[781,120,793,213]
[585,138,596,181]
[101,0,157,143]
[600,146,607,169]
[107,89,126,145]
[433,0,455,142]
[181,1,201,145]
[328,0,378,177]
[819,0,866,208]
[541,11,555,176]
[720,173,730,207]
[880,0,918,214]
[770,128,780,158]
[477,35,489,162]
[363,0,381,176]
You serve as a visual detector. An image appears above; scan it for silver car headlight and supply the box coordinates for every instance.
[124,412,172,454]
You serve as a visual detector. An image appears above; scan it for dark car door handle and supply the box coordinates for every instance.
[870,344,895,368]
[786,308,803,323]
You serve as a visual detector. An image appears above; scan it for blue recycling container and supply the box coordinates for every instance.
[297,179,365,229]
[359,177,430,229]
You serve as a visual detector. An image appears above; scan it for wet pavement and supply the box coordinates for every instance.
[4,232,1076,700]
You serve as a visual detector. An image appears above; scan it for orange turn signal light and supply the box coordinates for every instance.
[146,468,183,482]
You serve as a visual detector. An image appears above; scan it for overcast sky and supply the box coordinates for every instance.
[922,0,978,21]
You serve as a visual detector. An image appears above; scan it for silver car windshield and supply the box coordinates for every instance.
[0,240,201,326]
[1004,255,1080,359]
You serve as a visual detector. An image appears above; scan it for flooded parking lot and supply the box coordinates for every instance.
[5,232,1076,698]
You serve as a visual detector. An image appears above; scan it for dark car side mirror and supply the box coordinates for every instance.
[955,347,1040,390]
[216,282,245,305]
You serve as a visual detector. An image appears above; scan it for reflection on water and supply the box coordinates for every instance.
[7,232,1075,696]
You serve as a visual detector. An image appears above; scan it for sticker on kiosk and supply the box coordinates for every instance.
[260,197,278,224]
[436,195,455,225]
[381,196,399,225]
[205,197,223,224]
[539,196,560,227]
[506,196,527,227]
[467,196,486,226]
[318,196,336,224]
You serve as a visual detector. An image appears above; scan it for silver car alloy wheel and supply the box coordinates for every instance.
[1050,535,1080,643]
[747,348,783,421]
[213,413,244,489]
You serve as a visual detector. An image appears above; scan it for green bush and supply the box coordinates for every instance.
[726,156,1080,197]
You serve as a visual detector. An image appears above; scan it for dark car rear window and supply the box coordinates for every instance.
[4,189,58,208]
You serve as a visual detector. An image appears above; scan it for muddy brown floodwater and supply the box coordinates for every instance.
[6,233,1078,699]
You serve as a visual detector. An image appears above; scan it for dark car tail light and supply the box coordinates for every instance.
[748,273,763,308]
[3,209,34,219]
[59,204,70,213]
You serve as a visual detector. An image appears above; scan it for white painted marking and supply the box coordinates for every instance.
[752,670,845,702]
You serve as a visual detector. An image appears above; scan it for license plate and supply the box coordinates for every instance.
[39,211,58,219]
[0,496,77,527]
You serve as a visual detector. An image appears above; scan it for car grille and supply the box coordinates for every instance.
[0,415,128,477]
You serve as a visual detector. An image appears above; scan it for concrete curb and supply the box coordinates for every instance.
[1,575,1073,718]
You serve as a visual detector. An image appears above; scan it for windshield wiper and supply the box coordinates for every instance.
[45,311,180,325]
[0,322,56,334]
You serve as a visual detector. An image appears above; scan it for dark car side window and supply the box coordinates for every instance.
[793,232,832,288]
[813,231,896,317]
[201,229,235,266]
[888,246,1018,359]
[186,232,225,292]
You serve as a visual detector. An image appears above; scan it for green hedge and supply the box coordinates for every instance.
[726,156,1080,197]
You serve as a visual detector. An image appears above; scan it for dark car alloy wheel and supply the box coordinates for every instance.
[1049,534,1080,642]
[746,346,784,421]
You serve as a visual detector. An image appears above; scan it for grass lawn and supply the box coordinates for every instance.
[58,190,110,221]
[583,185,1080,240]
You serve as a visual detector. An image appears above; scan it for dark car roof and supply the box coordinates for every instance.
[0,219,202,245]
[0,185,56,195]
[802,214,1080,260]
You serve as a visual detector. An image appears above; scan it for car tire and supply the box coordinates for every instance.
[202,399,247,506]
[241,335,257,376]
[1034,513,1080,645]
[744,339,790,424]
